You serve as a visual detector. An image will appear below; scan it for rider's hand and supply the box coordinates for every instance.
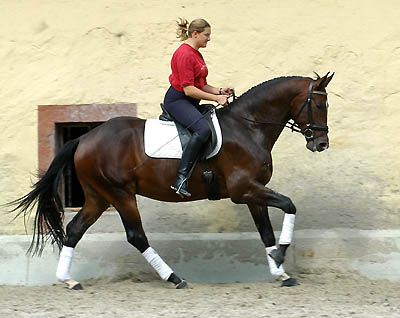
[215,94,228,106]
[221,87,234,96]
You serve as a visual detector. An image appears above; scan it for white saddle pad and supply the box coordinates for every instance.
[144,110,222,159]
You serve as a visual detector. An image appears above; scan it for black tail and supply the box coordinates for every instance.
[8,138,80,255]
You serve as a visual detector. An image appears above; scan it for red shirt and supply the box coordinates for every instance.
[169,43,208,92]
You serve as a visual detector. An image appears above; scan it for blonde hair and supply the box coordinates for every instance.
[175,18,211,41]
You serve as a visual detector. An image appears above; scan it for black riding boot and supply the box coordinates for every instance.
[171,132,205,197]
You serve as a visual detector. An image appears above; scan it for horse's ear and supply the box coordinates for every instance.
[315,72,334,90]
[324,72,334,87]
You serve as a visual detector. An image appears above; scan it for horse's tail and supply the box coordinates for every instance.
[8,138,80,256]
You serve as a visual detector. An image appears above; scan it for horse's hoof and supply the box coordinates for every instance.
[176,280,188,289]
[71,283,84,290]
[64,279,83,290]
[281,277,298,287]
[269,249,285,267]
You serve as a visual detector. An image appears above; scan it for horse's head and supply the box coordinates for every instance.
[290,72,334,152]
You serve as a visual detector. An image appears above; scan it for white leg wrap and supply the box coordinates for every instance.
[56,246,74,282]
[142,247,173,281]
[279,214,296,245]
[266,246,285,276]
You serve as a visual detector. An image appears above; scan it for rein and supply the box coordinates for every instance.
[227,80,328,140]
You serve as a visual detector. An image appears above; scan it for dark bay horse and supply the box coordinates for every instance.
[11,73,334,289]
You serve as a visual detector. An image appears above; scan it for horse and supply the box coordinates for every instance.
[10,72,334,290]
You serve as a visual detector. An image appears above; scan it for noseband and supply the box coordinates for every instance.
[290,80,329,141]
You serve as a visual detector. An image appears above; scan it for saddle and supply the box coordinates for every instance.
[158,103,218,160]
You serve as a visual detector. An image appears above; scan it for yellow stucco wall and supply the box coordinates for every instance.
[1,0,399,234]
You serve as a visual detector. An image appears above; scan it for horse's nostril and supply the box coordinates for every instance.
[318,142,328,151]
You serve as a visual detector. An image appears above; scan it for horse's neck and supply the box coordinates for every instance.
[219,78,309,153]
[228,96,292,152]
[257,103,290,151]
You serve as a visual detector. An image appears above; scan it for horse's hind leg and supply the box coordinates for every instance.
[111,193,187,289]
[247,204,297,287]
[56,186,109,290]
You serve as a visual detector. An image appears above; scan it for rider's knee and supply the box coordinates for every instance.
[198,127,211,141]
[193,119,211,141]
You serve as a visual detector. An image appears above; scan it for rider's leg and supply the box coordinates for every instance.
[170,131,208,196]
[163,87,211,197]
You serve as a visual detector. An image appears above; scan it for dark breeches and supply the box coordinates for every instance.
[163,86,211,141]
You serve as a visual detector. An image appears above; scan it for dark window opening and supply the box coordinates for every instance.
[56,122,103,207]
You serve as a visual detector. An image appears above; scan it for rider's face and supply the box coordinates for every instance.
[194,27,211,48]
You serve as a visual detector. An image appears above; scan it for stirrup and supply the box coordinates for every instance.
[171,178,191,197]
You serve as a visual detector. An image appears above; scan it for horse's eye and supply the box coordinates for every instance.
[316,103,327,110]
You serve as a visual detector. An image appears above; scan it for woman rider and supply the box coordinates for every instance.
[164,18,233,197]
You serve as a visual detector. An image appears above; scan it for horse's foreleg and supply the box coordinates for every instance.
[114,195,187,289]
[274,213,296,263]
[236,183,298,286]
[244,185,297,257]
[247,204,294,284]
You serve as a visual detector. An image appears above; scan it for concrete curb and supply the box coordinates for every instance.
[1,229,400,285]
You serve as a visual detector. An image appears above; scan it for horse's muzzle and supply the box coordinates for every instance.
[306,135,329,152]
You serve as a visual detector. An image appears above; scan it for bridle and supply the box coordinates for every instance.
[289,80,329,141]
[227,80,329,141]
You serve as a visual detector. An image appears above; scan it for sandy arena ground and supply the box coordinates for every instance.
[1,269,399,318]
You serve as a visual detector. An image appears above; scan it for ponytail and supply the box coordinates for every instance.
[176,18,189,41]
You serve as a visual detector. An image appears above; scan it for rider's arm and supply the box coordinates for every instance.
[202,84,220,95]
[183,85,227,105]
[204,84,234,96]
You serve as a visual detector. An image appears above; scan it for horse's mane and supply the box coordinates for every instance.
[239,76,304,98]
